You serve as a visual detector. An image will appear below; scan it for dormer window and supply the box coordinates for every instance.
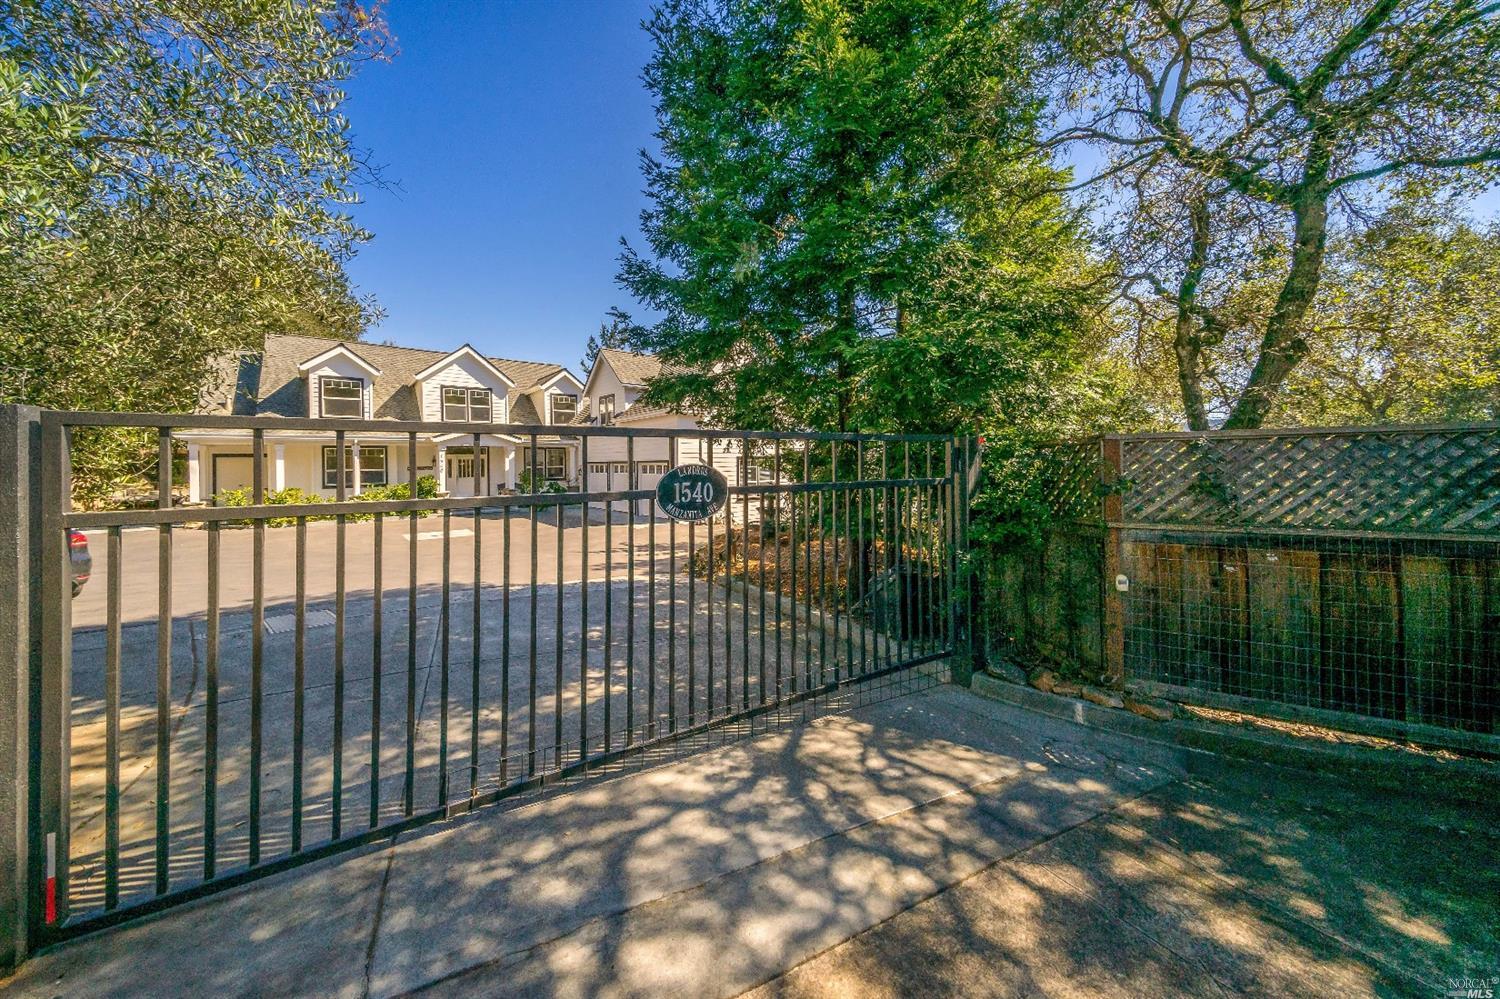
[321,377,363,418]
[551,393,577,424]
[443,387,492,422]
[598,394,615,426]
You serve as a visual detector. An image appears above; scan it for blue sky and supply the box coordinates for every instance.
[343,1,659,370]
[343,3,1497,371]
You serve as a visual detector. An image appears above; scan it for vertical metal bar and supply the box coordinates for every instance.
[626,436,636,744]
[756,446,766,703]
[154,427,172,893]
[603,460,613,753]
[249,428,266,869]
[202,522,218,880]
[332,431,346,838]
[686,478,696,728]
[470,433,482,799]
[404,433,418,815]
[878,443,890,672]
[946,440,957,654]
[834,441,846,681]
[501,497,512,784]
[439,509,451,804]
[802,445,813,698]
[773,440,783,702]
[817,450,827,688]
[668,435,678,733]
[647,440,658,736]
[293,517,306,852]
[705,437,714,719]
[579,436,589,766]
[552,485,564,767]
[922,443,933,654]
[856,440,866,677]
[38,417,73,929]
[527,435,539,775]
[740,442,750,710]
[723,443,733,712]
[918,448,931,656]
[103,526,121,909]
[371,511,384,826]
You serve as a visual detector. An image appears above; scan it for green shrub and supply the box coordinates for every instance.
[212,485,326,527]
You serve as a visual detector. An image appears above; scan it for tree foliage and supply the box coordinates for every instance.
[580,305,639,375]
[1,0,388,500]
[619,0,1106,436]
[1039,0,1500,428]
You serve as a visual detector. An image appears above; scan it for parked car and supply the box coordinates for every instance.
[70,529,91,596]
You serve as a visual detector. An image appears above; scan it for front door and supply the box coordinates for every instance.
[446,447,488,497]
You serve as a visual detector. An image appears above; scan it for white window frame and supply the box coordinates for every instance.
[442,386,492,422]
[320,376,364,419]
[322,445,388,489]
[542,447,567,480]
[550,393,578,425]
[598,394,615,426]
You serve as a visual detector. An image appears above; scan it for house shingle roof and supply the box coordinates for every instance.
[597,347,691,388]
[200,333,574,421]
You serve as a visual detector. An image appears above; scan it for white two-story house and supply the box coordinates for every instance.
[184,333,587,502]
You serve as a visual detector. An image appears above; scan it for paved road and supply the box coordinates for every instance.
[73,509,689,629]
[7,685,1493,998]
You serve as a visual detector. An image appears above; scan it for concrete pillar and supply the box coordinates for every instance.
[436,446,447,493]
[0,405,40,971]
[272,445,286,492]
[186,444,201,503]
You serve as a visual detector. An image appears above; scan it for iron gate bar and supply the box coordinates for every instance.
[405,433,418,816]
[203,522,219,880]
[155,427,172,895]
[103,526,121,909]
[580,436,590,768]
[333,431,346,840]
[29,409,973,947]
[628,435,637,744]
[293,517,307,852]
[373,510,384,826]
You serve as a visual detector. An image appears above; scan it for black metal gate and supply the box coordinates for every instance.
[28,411,976,945]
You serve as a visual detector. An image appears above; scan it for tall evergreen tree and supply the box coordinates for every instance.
[618,0,1099,434]
[580,306,639,374]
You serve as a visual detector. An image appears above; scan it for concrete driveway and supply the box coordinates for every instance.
[7,684,1494,998]
[73,509,683,629]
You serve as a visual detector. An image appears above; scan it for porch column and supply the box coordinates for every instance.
[436,446,447,493]
[272,444,286,492]
[351,440,362,495]
[504,448,516,490]
[186,444,201,503]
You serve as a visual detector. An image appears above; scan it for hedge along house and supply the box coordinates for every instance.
[184,333,587,503]
[581,348,769,518]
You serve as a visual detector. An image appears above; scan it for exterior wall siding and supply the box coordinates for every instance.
[417,355,511,423]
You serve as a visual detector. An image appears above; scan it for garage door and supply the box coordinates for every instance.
[212,454,254,499]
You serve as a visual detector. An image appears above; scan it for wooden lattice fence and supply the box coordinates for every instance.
[975,423,1500,752]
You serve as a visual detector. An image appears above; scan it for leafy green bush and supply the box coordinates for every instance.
[213,485,327,527]
[518,469,567,494]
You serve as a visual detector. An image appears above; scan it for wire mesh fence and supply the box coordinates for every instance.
[973,423,1500,752]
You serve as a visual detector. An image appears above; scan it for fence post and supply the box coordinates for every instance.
[1100,436,1125,689]
[0,404,41,971]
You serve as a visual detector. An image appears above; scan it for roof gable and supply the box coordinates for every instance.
[208,334,570,420]
[297,342,382,378]
[412,344,516,387]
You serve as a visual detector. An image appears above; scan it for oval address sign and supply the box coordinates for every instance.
[656,463,728,522]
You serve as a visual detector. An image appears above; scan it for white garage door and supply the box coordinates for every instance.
[212,454,255,500]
